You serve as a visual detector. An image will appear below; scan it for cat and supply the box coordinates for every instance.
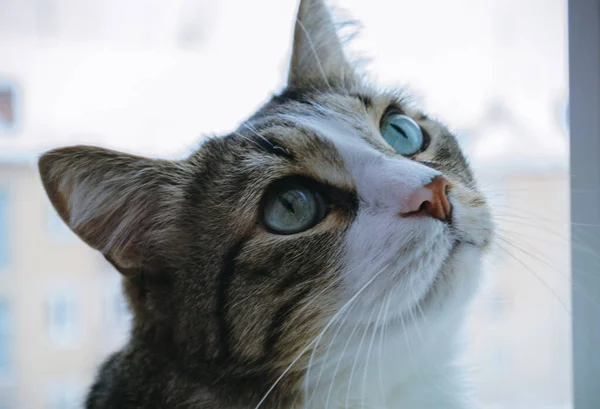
[38,0,494,408]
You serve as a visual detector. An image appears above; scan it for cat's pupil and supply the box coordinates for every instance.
[390,123,409,139]
[279,195,296,214]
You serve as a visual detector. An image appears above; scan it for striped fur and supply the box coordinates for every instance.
[38,1,493,408]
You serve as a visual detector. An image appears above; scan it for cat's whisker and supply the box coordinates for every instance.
[377,289,394,404]
[320,308,363,409]
[360,296,388,408]
[242,123,273,147]
[243,123,293,157]
[399,311,423,387]
[38,0,510,407]
[497,227,600,280]
[322,309,362,409]
[492,202,600,229]
[406,297,453,396]
[231,131,268,151]
[492,211,600,264]
[395,282,434,391]
[412,287,429,329]
[494,234,600,311]
[493,239,570,313]
[305,263,389,406]
[306,295,358,407]
[344,298,379,409]
[293,274,345,321]
[493,208,600,229]
[254,262,391,409]
[407,296,426,347]
[302,264,371,397]
[494,228,600,281]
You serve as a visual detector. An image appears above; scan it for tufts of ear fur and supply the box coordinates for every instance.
[287,0,355,89]
[38,146,187,276]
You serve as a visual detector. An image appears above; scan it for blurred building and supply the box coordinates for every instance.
[0,0,571,408]
[0,158,131,409]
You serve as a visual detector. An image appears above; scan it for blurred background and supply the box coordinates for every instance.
[0,0,571,408]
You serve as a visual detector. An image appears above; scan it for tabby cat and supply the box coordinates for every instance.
[38,0,494,407]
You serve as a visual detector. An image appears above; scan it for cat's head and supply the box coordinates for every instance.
[39,0,493,402]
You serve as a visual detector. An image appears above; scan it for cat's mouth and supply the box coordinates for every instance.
[446,196,493,249]
[449,220,493,250]
[393,238,478,325]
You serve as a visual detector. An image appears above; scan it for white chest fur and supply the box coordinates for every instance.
[302,317,472,409]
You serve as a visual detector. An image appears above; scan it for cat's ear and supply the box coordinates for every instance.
[287,0,354,88]
[38,146,186,276]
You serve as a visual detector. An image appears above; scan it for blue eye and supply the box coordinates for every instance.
[263,183,326,234]
[380,114,424,155]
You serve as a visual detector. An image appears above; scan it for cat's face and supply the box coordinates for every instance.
[205,89,492,339]
[38,0,493,402]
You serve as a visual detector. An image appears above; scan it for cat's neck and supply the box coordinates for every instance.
[301,313,472,409]
[87,311,472,409]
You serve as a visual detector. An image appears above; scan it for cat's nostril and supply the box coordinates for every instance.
[401,176,453,222]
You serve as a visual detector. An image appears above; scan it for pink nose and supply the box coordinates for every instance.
[401,176,452,222]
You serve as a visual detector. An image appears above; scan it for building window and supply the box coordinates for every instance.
[0,189,8,269]
[0,298,11,377]
[47,292,80,349]
[0,80,19,135]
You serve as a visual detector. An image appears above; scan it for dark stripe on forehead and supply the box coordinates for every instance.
[350,93,372,108]
[270,88,372,110]
[227,131,295,160]
[248,88,315,122]
[253,134,295,160]
[269,88,314,106]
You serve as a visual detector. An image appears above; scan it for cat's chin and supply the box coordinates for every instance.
[348,238,484,334]
[411,241,485,328]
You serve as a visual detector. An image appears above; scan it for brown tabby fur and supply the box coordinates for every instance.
[38,0,492,408]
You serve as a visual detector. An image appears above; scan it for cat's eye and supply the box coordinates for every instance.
[380,113,425,156]
[263,183,326,234]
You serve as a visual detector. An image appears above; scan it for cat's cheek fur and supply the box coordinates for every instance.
[37,0,496,407]
[449,185,494,249]
[304,244,484,409]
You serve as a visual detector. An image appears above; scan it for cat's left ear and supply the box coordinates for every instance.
[287,0,354,89]
[38,146,187,277]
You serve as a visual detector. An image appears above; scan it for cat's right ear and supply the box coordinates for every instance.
[287,0,354,89]
[38,146,187,277]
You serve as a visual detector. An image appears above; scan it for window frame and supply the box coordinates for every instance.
[568,0,600,408]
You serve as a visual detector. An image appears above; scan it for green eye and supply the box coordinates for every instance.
[263,183,326,234]
[380,113,425,156]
